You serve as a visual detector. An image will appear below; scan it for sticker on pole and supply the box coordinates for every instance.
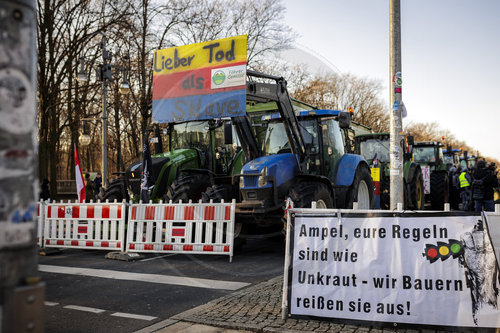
[152,35,247,123]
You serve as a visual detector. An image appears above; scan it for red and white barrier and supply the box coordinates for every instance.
[43,201,126,252]
[37,200,45,247]
[126,200,236,262]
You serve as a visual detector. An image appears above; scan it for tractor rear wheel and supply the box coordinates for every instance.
[430,171,449,210]
[346,165,374,209]
[409,168,425,210]
[165,173,211,203]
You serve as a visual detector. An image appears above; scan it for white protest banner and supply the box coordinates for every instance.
[288,211,500,328]
[485,212,500,270]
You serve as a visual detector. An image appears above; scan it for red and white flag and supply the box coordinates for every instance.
[74,144,86,203]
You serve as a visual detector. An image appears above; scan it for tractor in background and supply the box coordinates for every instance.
[100,116,259,203]
[412,141,449,210]
[355,133,424,210]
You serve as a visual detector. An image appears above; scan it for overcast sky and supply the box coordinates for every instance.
[283,0,500,161]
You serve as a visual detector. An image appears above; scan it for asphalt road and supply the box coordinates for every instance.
[39,235,285,333]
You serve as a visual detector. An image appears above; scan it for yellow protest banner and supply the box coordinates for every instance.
[153,35,247,76]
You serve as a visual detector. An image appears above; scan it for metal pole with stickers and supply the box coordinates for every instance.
[0,0,45,331]
[389,0,405,209]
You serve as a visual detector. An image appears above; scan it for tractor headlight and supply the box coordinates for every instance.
[258,167,268,187]
[239,176,244,189]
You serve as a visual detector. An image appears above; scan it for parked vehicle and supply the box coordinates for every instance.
[231,71,374,230]
[355,133,424,210]
[412,141,449,210]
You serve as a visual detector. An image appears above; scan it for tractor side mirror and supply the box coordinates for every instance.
[406,135,414,146]
[224,122,233,145]
[338,112,351,129]
[464,150,468,158]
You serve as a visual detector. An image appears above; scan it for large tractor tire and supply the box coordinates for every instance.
[165,173,212,203]
[346,165,374,209]
[283,182,335,235]
[430,171,449,210]
[99,179,127,202]
[201,184,233,203]
[409,168,425,210]
[287,182,334,210]
[202,184,245,248]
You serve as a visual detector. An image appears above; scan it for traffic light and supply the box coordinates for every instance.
[423,239,464,263]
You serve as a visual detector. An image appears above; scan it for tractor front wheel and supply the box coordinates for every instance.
[409,168,425,210]
[287,182,334,209]
[283,182,334,234]
[165,173,211,203]
[99,179,127,202]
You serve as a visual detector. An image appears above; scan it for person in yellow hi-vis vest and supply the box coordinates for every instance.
[458,166,471,210]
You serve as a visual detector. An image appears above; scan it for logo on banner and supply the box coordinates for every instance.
[212,70,225,85]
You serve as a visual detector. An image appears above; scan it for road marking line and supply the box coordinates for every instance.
[39,264,250,290]
[64,305,105,313]
[44,301,59,306]
[111,312,157,321]
[140,254,176,262]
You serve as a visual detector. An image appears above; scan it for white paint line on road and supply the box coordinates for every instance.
[44,301,59,306]
[64,305,105,314]
[111,312,157,321]
[39,264,250,291]
[140,254,177,262]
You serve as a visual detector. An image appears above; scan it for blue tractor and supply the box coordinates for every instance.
[233,72,374,229]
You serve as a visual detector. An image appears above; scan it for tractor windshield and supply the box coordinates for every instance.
[170,121,211,151]
[443,154,454,164]
[359,139,390,163]
[413,146,436,163]
[262,119,317,155]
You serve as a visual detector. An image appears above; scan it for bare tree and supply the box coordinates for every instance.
[170,0,296,65]
[37,0,131,194]
[292,73,390,132]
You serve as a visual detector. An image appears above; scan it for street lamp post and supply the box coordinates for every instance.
[77,32,129,191]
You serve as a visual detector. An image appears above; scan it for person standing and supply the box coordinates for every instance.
[85,173,95,202]
[94,173,102,197]
[471,160,498,212]
[39,178,51,200]
[458,167,471,210]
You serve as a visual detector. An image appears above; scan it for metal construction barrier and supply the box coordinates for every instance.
[43,200,126,251]
[126,200,236,262]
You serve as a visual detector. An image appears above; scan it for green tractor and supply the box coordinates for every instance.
[412,141,449,210]
[355,133,425,210]
[100,117,258,203]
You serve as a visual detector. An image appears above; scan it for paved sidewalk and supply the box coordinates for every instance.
[142,276,456,333]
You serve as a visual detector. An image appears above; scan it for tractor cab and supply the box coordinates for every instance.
[413,142,444,170]
[259,110,348,179]
[442,147,461,170]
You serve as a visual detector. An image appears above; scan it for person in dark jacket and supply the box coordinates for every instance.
[85,173,95,202]
[39,178,50,200]
[471,160,498,212]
